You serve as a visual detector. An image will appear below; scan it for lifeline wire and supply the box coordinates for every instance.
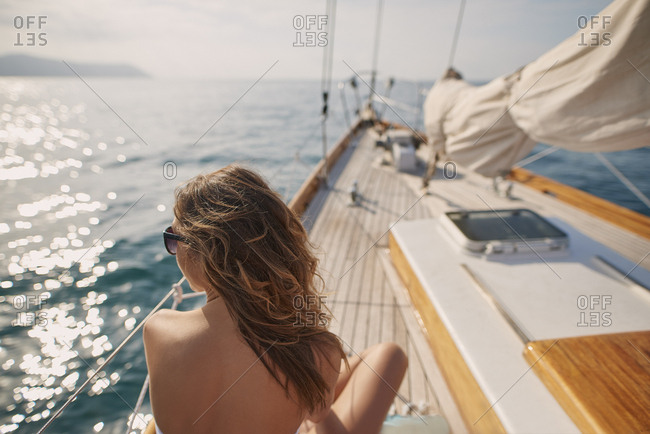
[38,278,185,433]
[448,0,467,68]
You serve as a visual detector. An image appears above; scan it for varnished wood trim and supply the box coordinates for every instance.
[288,119,363,216]
[509,167,650,240]
[524,331,650,433]
[389,233,505,433]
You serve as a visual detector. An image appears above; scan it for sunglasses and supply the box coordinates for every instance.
[163,226,187,255]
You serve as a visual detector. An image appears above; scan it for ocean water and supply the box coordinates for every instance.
[0,77,648,434]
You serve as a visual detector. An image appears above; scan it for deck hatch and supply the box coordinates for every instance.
[442,209,569,254]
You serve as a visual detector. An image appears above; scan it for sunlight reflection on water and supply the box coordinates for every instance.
[2,75,646,433]
[0,77,343,433]
[0,80,144,433]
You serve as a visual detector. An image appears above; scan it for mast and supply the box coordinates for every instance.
[369,0,385,115]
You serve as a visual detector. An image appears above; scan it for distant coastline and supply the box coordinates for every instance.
[0,54,149,77]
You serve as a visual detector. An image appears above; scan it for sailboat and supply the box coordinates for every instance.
[37,0,649,432]
[284,0,650,432]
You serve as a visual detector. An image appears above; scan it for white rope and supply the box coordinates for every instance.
[171,281,184,308]
[595,152,650,210]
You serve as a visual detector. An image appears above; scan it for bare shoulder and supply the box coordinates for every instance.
[143,309,189,365]
[143,309,184,341]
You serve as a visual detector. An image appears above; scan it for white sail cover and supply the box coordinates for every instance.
[424,0,650,177]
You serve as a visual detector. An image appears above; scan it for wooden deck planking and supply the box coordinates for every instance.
[338,152,381,351]
[317,140,384,344]
[353,159,399,352]
[306,131,440,416]
[365,263,387,349]
[345,239,374,352]
[373,277,390,348]
[376,162,429,411]
[308,126,649,427]
[311,141,372,339]
[339,171,396,350]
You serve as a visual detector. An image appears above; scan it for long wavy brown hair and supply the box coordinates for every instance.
[173,164,346,415]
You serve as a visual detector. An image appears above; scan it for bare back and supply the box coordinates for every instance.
[144,297,340,434]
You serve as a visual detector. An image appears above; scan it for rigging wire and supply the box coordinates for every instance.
[595,152,650,210]
[320,0,337,97]
[338,82,352,129]
[124,281,199,434]
[320,0,338,186]
[349,77,362,116]
[268,122,322,184]
[377,77,395,119]
[423,0,467,187]
[371,93,419,114]
[514,146,560,168]
[414,84,425,128]
[125,376,150,433]
[443,0,649,214]
[447,0,467,68]
[283,126,322,202]
[370,0,385,93]
[38,277,186,433]
[515,148,650,212]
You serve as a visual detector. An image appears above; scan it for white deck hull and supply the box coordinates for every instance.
[299,123,650,433]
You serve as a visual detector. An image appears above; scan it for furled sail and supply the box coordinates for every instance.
[424,0,650,177]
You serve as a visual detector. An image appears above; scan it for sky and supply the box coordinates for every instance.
[0,0,613,82]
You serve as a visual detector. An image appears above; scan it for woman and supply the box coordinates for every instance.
[144,165,407,433]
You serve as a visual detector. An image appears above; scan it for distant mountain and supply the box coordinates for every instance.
[0,54,149,77]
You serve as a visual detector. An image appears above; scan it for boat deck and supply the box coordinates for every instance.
[300,125,650,433]
[302,127,463,428]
